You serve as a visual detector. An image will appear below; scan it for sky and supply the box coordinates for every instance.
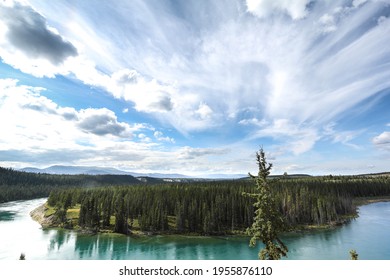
[0,0,389,177]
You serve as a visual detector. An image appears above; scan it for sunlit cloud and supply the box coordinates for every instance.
[373,131,390,151]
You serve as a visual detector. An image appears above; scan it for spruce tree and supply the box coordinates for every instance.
[244,148,288,260]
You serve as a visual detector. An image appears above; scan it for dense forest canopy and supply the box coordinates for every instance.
[47,176,390,235]
[1,166,390,235]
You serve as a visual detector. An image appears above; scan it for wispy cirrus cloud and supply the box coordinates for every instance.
[0,0,389,175]
[177,146,230,160]
[14,0,390,138]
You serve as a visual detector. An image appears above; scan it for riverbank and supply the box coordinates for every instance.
[296,196,390,232]
[354,196,390,206]
[30,203,56,228]
[30,196,390,237]
[28,200,358,237]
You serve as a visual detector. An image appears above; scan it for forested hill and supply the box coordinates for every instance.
[0,166,143,203]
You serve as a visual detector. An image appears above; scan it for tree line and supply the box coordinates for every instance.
[47,175,390,235]
[48,183,255,234]
[0,166,142,203]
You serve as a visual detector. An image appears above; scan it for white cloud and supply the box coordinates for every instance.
[372,131,390,150]
[248,119,320,155]
[239,118,268,127]
[138,133,152,143]
[318,13,337,33]
[177,146,230,160]
[153,131,175,143]
[77,108,133,138]
[0,79,82,152]
[353,0,368,7]
[0,79,141,155]
[322,123,364,149]
[107,69,175,113]
[246,0,310,20]
[195,103,213,120]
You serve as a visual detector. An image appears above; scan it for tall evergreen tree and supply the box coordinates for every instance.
[244,148,288,260]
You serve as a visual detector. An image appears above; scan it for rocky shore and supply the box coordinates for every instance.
[30,203,56,228]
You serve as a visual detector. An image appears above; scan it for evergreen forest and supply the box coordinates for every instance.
[47,176,390,235]
[1,166,389,235]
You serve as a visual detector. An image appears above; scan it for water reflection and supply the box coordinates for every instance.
[97,235,113,259]
[48,229,71,251]
[75,234,98,259]
[0,210,16,221]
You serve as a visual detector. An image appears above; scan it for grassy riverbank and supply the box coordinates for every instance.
[33,196,390,237]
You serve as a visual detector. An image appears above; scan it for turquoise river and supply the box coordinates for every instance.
[1,198,390,260]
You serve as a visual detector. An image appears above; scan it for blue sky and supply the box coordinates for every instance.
[0,0,389,176]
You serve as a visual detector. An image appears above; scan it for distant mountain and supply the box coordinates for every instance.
[19,165,191,179]
[270,174,312,178]
[133,172,191,179]
[21,165,122,175]
[20,167,43,173]
[199,173,247,179]
[357,172,390,177]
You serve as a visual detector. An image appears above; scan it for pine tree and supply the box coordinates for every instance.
[114,193,128,234]
[244,148,288,260]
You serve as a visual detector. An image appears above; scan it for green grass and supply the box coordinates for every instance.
[168,216,176,229]
[44,204,56,217]
[66,205,80,219]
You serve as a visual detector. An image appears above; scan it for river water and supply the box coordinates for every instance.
[1,198,390,260]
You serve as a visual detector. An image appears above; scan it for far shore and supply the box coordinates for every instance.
[354,196,390,206]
